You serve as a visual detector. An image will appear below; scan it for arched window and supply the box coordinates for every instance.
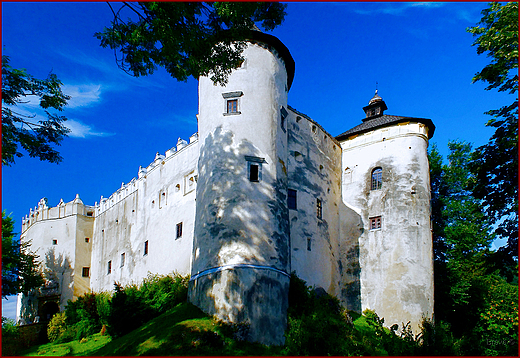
[371,167,382,190]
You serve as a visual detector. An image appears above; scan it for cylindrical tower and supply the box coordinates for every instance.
[338,92,435,333]
[189,31,295,345]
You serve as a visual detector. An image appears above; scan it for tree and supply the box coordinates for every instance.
[1,211,44,298]
[2,55,71,166]
[466,2,518,268]
[95,2,287,85]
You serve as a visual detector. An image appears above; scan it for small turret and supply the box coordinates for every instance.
[362,90,388,120]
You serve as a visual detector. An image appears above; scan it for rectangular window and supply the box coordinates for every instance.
[370,216,382,230]
[249,163,259,182]
[120,253,125,267]
[82,267,90,278]
[144,240,149,256]
[307,238,312,251]
[176,222,183,239]
[85,237,90,243]
[107,261,112,275]
[317,198,322,219]
[288,189,297,210]
[227,99,238,114]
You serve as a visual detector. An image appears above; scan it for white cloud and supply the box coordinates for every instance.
[65,119,114,138]
[62,84,102,108]
[354,2,445,16]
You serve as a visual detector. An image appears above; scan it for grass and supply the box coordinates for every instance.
[17,302,385,356]
[20,333,111,356]
[20,302,282,356]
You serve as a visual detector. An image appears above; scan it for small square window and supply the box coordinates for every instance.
[227,99,238,114]
[288,189,297,210]
[85,237,90,243]
[86,211,94,217]
[370,216,382,230]
[107,261,112,275]
[52,239,58,245]
[176,222,183,239]
[120,253,125,267]
[144,240,149,256]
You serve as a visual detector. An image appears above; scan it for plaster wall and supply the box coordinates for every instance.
[191,42,290,345]
[90,139,198,293]
[340,122,434,332]
[18,198,95,322]
[286,108,343,296]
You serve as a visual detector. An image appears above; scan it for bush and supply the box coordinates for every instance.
[107,273,190,338]
[283,274,361,356]
[47,312,67,342]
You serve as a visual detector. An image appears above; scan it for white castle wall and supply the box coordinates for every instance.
[90,135,199,293]
[286,107,343,295]
[18,196,94,323]
[340,122,434,332]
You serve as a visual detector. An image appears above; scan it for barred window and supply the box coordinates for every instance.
[371,167,383,190]
[370,216,382,230]
[317,198,322,219]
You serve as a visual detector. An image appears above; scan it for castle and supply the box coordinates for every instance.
[18,30,435,345]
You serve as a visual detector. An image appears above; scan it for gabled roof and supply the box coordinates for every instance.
[335,114,435,141]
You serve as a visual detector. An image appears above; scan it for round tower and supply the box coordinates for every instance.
[189,31,295,345]
[338,92,435,333]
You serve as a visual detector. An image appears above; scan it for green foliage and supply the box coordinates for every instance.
[474,273,519,355]
[95,2,287,85]
[467,2,518,94]
[2,210,44,298]
[106,272,189,338]
[1,55,70,166]
[467,2,518,266]
[47,312,67,343]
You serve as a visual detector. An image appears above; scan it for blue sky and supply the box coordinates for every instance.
[1,2,513,318]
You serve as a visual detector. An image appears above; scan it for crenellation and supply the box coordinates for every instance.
[21,195,96,234]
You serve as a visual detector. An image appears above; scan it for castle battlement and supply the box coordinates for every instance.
[95,132,199,216]
[21,195,96,234]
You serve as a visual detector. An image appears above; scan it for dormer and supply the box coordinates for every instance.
[362,90,388,121]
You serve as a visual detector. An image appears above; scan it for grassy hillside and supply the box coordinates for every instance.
[19,302,284,356]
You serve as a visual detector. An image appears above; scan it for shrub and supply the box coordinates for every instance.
[47,312,67,342]
[283,274,361,356]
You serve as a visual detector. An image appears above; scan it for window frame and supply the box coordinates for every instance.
[82,267,90,278]
[369,216,382,230]
[176,222,183,239]
[245,156,266,183]
[371,167,383,191]
[288,189,297,210]
[222,91,243,116]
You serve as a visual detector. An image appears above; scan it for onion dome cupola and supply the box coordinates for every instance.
[362,90,388,121]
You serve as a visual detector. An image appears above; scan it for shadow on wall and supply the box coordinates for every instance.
[18,249,73,325]
[338,202,363,313]
[190,126,290,345]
